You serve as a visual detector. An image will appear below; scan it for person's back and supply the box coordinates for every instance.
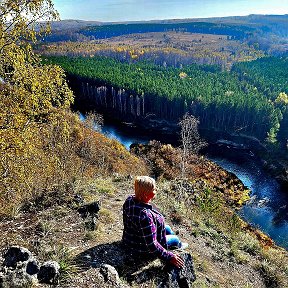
[122,176,186,268]
[122,194,169,258]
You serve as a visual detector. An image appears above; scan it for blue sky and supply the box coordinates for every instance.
[53,0,288,22]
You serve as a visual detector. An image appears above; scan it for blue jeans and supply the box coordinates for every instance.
[165,225,181,248]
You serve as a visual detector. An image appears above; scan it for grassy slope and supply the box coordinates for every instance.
[1,143,287,287]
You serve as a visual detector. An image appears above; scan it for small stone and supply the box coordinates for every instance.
[78,201,100,218]
[26,259,40,275]
[83,254,92,260]
[74,194,84,204]
[37,261,60,284]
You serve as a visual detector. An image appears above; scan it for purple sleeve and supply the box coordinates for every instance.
[139,210,174,261]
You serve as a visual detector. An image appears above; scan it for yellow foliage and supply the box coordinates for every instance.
[0,105,147,218]
[0,1,148,218]
[237,189,250,206]
[131,54,138,59]
[275,92,288,105]
[179,72,188,79]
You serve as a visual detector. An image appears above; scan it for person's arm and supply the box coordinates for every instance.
[139,211,184,268]
[139,209,174,261]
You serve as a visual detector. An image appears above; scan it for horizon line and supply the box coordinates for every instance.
[53,13,288,24]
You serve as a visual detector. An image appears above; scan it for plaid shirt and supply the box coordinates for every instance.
[122,195,174,261]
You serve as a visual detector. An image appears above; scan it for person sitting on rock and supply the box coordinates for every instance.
[122,176,188,268]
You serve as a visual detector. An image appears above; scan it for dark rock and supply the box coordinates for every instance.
[99,264,129,288]
[159,253,196,288]
[78,201,100,218]
[127,174,133,180]
[26,259,40,275]
[1,247,37,288]
[37,261,60,284]
[100,264,120,284]
[3,246,32,268]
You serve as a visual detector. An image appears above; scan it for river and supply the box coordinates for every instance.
[80,114,288,249]
[206,145,288,250]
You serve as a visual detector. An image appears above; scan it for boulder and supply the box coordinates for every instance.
[37,261,60,284]
[0,268,37,288]
[3,246,32,268]
[99,264,129,288]
[0,246,39,288]
[159,253,196,288]
[1,247,38,288]
[1,246,62,287]
[100,264,122,287]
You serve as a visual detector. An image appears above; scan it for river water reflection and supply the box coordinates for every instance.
[100,119,288,249]
[207,148,288,250]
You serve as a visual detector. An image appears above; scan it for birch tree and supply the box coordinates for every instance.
[179,113,207,178]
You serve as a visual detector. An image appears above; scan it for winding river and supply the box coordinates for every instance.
[98,118,288,250]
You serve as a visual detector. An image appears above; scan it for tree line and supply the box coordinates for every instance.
[44,55,284,143]
[44,22,253,42]
[39,35,264,70]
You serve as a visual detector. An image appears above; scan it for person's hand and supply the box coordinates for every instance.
[169,254,185,268]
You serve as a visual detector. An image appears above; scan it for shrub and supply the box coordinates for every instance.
[237,232,261,255]
[0,108,147,218]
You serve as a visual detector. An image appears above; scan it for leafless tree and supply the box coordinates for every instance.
[179,113,207,178]
[83,112,104,132]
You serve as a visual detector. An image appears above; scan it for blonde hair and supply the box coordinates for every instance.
[134,176,155,200]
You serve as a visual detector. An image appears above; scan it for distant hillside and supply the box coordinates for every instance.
[44,15,288,55]
[50,14,288,29]
[45,21,253,42]
[50,19,102,31]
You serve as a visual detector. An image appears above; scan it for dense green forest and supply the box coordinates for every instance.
[45,22,254,42]
[232,57,288,142]
[44,56,287,143]
[80,22,253,40]
[232,57,288,99]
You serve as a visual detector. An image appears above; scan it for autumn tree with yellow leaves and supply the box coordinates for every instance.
[0,0,74,216]
[0,0,146,217]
